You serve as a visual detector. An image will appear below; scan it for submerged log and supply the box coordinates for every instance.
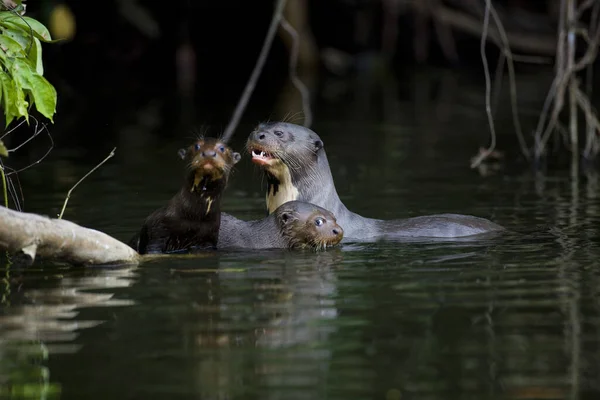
[0,206,140,266]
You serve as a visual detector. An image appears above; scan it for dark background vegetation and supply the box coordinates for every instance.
[4,0,596,176]
[23,1,560,130]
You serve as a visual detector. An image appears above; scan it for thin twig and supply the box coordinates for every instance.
[1,117,53,211]
[491,50,505,116]
[573,19,600,72]
[0,164,22,210]
[428,2,556,56]
[6,173,21,211]
[488,2,530,159]
[5,120,54,177]
[57,147,116,219]
[575,88,600,157]
[534,0,569,160]
[279,17,313,128]
[511,54,553,64]
[567,0,578,160]
[577,0,597,18]
[8,117,41,153]
[0,165,7,208]
[0,118,26,140]
[470,0,496,169]
[583,0,600,159]
[221,0,288,143]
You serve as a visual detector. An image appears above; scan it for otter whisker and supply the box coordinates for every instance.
[282,111,305,124]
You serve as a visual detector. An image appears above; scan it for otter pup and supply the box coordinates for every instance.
[246,122,505,240]
[218,200,343,250]
[129,137,241,254]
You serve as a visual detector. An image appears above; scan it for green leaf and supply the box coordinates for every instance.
[0,68,28,126]
[12,70,28,120]
[0,14,53,42]
[1,30,45,74]
[0,33,25,57]
[2,25,31,51]
[11,58,55,121]
[29,36,43,75]
[24,71,55,120]
[0,71,18,126]
[0,139,7,157]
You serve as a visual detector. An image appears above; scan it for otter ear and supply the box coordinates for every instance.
[280,212,290,224]
[178,148,187,160]
[314,140,323,151]
[232,152,241,164]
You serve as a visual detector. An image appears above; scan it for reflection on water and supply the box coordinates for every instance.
[0,267,136,398]
[180,251,343,400]
[2,68,600,399]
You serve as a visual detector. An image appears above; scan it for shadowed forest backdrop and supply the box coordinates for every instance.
[2,0,600,216]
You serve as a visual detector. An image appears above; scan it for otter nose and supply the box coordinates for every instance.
[202,150,217,157]
[332,227,342,236]
[252,130,266,141]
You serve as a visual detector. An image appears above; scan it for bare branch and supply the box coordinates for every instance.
[0,118,26,140]
[279,17,313,128]
[470,0,497,169]
[58,147,116,219]
[221,0,288,143]
[427,2,556,56]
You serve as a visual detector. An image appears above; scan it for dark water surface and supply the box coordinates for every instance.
[2,69,600,400]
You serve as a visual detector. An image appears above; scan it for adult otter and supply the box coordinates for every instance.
[218,200,343,250]
[246,122,505,240]
[129,137,241,254]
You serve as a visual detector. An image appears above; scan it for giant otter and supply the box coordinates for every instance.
[246,122,505,240]
[129,137,241,254]
[218,200,343,250]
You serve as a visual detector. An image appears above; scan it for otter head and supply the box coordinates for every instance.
[275,200,343,251]
[246,122,324,213]
[178,137,241,193]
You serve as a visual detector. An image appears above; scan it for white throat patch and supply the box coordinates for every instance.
[266,161,300,213]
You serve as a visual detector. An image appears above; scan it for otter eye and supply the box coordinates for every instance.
[194,143,201,151]
[314,217,325,227]
[219,146,225,153]
[274,130,284,137]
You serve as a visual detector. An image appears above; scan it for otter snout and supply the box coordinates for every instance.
[201,150,217,158]
[332,225,343,238]
[249,129,268,142]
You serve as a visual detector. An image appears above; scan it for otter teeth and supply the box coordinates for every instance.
[252,149,270,158]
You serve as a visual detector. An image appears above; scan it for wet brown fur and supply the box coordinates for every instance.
[129,137,241,254]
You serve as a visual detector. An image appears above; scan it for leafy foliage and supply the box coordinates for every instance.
[0,1,57,128]
[0,138,6,156]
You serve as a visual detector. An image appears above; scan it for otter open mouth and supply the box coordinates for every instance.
[250,149,276,166]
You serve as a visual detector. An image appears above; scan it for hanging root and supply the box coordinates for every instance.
[471,0,600,170]
[532,0,600,162]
